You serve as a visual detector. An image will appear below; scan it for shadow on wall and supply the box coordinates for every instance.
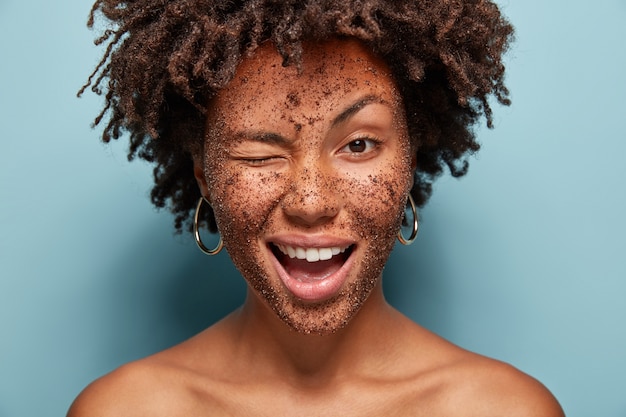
[158,249,246,339]
[98,221,246,365]
[383,227,453,335]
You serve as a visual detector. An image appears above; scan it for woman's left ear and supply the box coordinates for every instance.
[409,153,417,188]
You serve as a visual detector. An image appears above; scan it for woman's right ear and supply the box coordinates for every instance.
[193,159,211,202]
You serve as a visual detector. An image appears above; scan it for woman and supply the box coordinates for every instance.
[69,0,564,415]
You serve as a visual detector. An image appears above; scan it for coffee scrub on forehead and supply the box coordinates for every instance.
[69,1,565,416]
[80,0,513,233]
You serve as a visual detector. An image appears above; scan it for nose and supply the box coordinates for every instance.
[281,164,341,227]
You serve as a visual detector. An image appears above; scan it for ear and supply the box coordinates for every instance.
[193,158,211,203]
[409,152,417,188]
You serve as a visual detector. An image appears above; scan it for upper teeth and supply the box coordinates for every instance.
[275,244,348,262]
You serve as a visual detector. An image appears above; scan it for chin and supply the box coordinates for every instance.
[222,213,399,336]
[255,252,386,336]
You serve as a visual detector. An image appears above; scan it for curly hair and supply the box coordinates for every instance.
[80,0,513,233]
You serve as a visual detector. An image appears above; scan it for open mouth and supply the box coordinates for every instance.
[270,243,354,283]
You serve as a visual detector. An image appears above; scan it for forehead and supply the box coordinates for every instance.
[209,39,400,127]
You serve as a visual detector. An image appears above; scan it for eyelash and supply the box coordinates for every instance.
[243,156,280,166]
[238,136,382,166]
[339,136,382,156]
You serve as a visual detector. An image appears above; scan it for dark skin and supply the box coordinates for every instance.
[68,40,564,417]
[81,0,515,234]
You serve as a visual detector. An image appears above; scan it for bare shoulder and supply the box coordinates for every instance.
[67,359,180,417]
[67,318,239,417]
[66,352,227,417]
[379,317,564,416]
[441,353,565,417]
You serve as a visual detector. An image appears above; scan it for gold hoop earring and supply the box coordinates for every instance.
[194,197,223,255]
[397,194,419,245]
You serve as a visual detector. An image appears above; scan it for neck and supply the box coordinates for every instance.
[231,280,399,386]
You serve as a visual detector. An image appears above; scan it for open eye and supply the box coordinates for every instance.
[339,137,381,156]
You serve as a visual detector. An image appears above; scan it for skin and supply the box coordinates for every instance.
[198,38,414,335]
[68,40,565,417]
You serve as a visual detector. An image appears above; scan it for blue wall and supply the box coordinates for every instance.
[1,1,625,416]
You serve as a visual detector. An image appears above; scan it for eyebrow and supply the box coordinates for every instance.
[233,95,387,144]
[234,131,291,146]
[331,95,386,127]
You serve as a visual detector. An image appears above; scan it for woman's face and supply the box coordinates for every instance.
[196,39,414,334]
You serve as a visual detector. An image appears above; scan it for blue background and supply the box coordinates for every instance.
[1,1,625,416]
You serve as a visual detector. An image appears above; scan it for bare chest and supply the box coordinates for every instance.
[179,378,442,417]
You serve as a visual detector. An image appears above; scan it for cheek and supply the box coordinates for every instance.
[343,158,413,240]
[347,178,404,240]
[205,149,412,243]
[208,166,287,238]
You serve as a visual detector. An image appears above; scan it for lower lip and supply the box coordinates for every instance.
[268,247,355,303]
